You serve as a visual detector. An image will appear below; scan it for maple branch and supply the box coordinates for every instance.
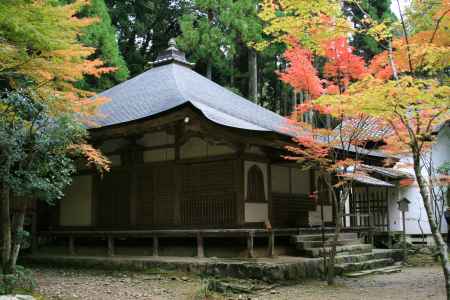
[429,9,450,45]
[417,8,450,70]
[396,0,414,73]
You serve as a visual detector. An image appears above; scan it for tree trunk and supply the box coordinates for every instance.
[413,153,450,299]
[1,184,12,274]
[10,200,27,271]
[248,48,258,103]
[206,62,212,80]
[292,90,297,113]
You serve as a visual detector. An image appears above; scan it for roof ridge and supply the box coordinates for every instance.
[171,64,288,133]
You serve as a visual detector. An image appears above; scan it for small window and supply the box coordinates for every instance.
[247,165,266,202]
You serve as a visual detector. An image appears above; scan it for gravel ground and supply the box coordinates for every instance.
[33,265,445,300]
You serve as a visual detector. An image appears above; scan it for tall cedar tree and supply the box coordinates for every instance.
[105,0,189,76]
[343,0,396,61]
[176,0,263,101]
[59,0,130,91]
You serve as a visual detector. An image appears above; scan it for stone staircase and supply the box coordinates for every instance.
[291,232,403,277]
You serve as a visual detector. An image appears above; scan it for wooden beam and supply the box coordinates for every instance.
[152,236,159,257]
[91,175,99,226]
[235,158,245,225]
[107,237,115,257]
[267,231,275,257]
[386,186,392,248]
[196,232,205,258]
[68,236,75,255]
[247,231,255,258]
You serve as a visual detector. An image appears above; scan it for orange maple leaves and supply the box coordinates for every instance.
[280,36,367,99]
[278,38,324,98]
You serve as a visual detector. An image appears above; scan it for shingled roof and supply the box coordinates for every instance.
[91,39,292,136]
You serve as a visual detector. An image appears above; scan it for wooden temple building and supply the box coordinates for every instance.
[34,40,406,258]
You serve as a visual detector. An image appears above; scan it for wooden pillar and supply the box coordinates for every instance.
[107,237,115,257]
[196,232,205,258]
[267,231,275,257]
[367,186,374,245]
[386,186,392,248]
[267,162,273,224]
[91,175,99,226]
[174,123,182,225]
[152,236,159,257]
[68,236,75,255]
[247,231,255,258]
[235,158,245,225]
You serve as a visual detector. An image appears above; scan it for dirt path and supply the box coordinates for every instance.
[256,266,444,300]
[34,265,445,300]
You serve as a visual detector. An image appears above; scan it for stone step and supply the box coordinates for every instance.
[343,265,402,278]
[334,250,394,265]
[335,258,394,275]
[300,243,373,258]
[291,232,358,243]
[295,238,361,249]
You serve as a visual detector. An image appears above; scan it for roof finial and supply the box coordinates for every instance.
[152,36,194,68]
[168,38,177,48]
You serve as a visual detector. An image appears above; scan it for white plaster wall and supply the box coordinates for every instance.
[398,185,433,234]
[245,145,265,155]
[391,126,450,234]
[245,203,269,222]
[244,161,268,200]
[271,165,290,193]
[181,137,208,159]
[143,148,175,162]
[207,143,234,156]
[60,175,92,226]
[180,137,234,159]
[137,131,174,147]
[388,187,403,232]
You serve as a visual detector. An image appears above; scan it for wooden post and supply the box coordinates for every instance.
[152,236,159,257]
[107,237,115,257]
[197,232,205,258]
[247,231,255,258]
[402,210,407,262]
[68,236,75,255]
[267,231,275,257]
[367,186,374,245]
[386,186,392,249]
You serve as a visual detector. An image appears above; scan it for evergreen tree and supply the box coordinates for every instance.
[58,0,129,91]
[176,0,263,101]
[78,0,130,90]
[105,0,189,76]
[343,0,396,60]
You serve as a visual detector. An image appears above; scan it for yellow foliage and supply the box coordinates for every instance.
[257,0,352,52]
[0,0,114,115]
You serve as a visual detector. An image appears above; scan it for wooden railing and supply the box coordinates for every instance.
[37,228,300,258]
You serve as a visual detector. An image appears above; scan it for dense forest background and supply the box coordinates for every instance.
[81,0,396,116]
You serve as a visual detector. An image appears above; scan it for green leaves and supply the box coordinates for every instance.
[176,0,263,73]
[0,91,87,203]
